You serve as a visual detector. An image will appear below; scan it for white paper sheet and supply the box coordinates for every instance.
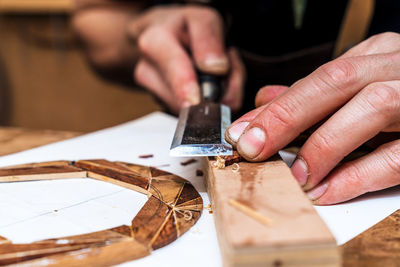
[0,112,398,266]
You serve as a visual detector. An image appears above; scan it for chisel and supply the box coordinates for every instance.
[170,74,233,157]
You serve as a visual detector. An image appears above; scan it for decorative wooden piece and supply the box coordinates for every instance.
[0,237,9,245]
[204,157,340,267]
[0,159,203,266]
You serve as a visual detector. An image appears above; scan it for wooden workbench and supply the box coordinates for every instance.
[0,0,73,13]
[0,127,399,266]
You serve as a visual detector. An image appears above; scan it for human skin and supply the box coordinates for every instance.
[73,2,245,114]
[225,32,400,205]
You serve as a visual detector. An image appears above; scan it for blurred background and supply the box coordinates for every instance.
[0,0,161,132]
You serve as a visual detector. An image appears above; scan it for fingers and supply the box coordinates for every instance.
[185,7,229,75]
[138,25,200,107]
[225,83,287,144]
[222,48,246,112]
[225,105,266,146]
[308,139,400,205]
[132,6,230,112]
[291,80,400,190]
[229,52,400,161]
[340,32,400,59]
[255,85,289,107]
[134,59,180,113]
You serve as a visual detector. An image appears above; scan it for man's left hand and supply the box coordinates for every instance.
[225,32,400,205]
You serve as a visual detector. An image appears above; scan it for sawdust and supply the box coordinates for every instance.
[213,156,225,169]
[231,163,240,173]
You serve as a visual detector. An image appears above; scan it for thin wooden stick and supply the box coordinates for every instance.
[228,199,273,226]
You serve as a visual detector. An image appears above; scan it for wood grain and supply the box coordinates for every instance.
[74,160,149,194]
[149,176,185,205]
[0,237,10,245]
[0,165,87,182]
[0,128,80,156]
[204,157,340,267]
[131,196,172,247]
[152,212,178,250]
[7,240,150,267]
[0,229,132,265]
[342,209,400,266]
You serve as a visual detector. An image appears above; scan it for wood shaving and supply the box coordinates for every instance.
[213,156,225,169]
[228,199,273,226]
[138,154,153,159]
[152,164,170,168]
[180,158,197,166]
[204,204,213,214]
[183,210,193,221]
[231,163,240,173]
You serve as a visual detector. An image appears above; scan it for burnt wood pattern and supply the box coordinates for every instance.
[0,159,203,266]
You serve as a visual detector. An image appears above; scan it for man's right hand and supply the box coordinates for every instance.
[129,5,245,113]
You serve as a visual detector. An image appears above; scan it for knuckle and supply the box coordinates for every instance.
[388,50,400,63]
[185,6,222,23]
[137,30,152,54]
[363,32,400,48]
[265,101,297,129]
[316,59,358,92]
[382,140,400,176]
[133,62,145,85]
[150,5,168,15]
[375,31,400,41]
[308,130,338,159]
[137,26,168,55]
[340,162,368,192]
[363,83,400,117]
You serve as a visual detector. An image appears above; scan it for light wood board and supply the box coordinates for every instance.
[204,157,340,267]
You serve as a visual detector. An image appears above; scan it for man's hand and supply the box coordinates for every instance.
[130,6,245,113]
[225,32,400,205]
[73,3,245,114]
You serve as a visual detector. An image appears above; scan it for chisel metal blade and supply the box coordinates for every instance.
[170,102,233,157]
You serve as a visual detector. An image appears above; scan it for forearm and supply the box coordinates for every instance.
[72,0,148,84]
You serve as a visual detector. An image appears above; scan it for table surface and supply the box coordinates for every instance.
[0,0,73,13]
[0,126,398,266]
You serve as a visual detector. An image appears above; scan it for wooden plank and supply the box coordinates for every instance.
[204,157,340,267]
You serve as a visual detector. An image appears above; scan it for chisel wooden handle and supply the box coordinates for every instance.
[198,74,223,103]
